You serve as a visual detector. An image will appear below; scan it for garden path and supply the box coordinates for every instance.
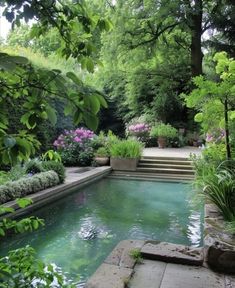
[143,146,202,158]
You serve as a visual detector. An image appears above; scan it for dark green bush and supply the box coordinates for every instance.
[78,149,94,166]
[25,159,45,175]
[42,161,66,183]
[0,171,60,204]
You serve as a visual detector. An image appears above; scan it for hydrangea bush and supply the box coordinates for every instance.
[53,128,95,166]
[127,123,150,137]
[206,128,225,144]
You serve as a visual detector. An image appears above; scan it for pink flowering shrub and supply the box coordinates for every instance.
[206,128,225,144]
[127,123,150,138]
[53,128,95,166]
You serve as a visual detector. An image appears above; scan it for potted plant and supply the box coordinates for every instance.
[110,139,143,171]
[150,123,178,148]
[94,147,110,166]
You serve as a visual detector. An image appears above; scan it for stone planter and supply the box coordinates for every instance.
[95,157,109,166]
[157,136,167,148]
[204,203,235,274]
[110,158,139,171]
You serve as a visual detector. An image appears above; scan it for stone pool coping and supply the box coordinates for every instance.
[2,166,111,218]
[85,240,235,288]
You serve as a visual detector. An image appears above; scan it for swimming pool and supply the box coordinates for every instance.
[0,178,203,286]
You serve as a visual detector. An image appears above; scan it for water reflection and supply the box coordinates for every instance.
[0,179,203,284]
[187,210,202,247]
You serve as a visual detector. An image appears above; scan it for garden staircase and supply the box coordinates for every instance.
[109,156,195,181]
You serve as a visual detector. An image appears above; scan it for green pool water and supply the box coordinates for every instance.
[0,178,203,286]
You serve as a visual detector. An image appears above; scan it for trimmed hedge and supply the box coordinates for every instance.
[0,171,60,205]
[42,161,65,183]
[25,159,45,174]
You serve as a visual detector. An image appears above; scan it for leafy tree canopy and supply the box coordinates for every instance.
[0,51,107,165]
[183,52,235,158]
[0,0,112,69]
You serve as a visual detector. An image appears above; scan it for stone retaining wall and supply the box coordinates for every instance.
[204,203,235,273]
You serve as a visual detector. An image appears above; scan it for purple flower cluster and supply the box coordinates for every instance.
[206,129,225,144]
[128,123,150,136]
[53,128,95,149]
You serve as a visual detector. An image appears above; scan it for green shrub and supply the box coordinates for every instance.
[110,139,143,158]
[95,147,109,157]
[150,123,178,138]
[0,171,60,204]
[78,149,94,166]
[0,171,10,185]
[0,165,26,185]
[8,164,26,181]
[42,161,65,183]
[25,159,45,175]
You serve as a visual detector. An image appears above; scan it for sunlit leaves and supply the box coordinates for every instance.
[1,0,112,71]
[16,197,33,208]
[183,51,235,141]
[0,51,107,165]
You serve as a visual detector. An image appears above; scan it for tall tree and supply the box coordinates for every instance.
[109,0,235,77]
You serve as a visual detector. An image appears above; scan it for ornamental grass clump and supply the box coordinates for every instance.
[200,168,235,222]
[53,128,95,166]
[110,139,143,158]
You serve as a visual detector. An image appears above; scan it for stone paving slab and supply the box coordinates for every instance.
[129,261,225,288]
[225,275,235,288]
[160,263,225,288]
[85,263,133,288]
[141,241,204,266]
[129,260,166,288]
[104,240,145,269]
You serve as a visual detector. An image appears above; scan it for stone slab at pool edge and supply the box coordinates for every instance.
[85,240,235,288]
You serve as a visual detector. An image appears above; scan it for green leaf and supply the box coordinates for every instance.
[86,96,100,114]
[73,110,82,125]
[66,72,83,86]
[16,198,33,208]
[46,106,57,126]
[84,113,98,130]
[4,136,16,148]
[10,56,29,65]
[0,228,5,236]
[96,94,108,108]
[86,58,94,73]
[230,111,235,120]
[0,206,14,215]
[194,112,203,122]
[32,220,39,230]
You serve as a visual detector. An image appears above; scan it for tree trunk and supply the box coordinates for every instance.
[224,97,231,159]
[190,0,203,77]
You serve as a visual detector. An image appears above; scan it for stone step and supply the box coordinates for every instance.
[108,172,194,181]
[140,159,193,165]
[108,176,193,182]
[138,163,194,170]
[110,171,195,178]
[136,167,195,175]
[141,156,191,161]
[141,241,204,266]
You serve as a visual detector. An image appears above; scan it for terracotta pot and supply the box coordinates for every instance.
[95,157,109,166]
[110,158,139,171]
[158,136,167,148]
